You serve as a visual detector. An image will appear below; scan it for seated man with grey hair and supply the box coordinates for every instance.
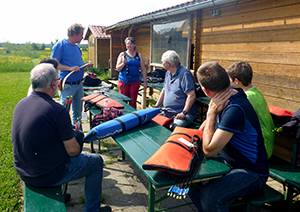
[155,50,197,129]
[11,63,111,212]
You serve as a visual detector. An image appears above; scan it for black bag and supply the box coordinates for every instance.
[195,83,206,98]
[146,68,166,83]
[82,75,101,86]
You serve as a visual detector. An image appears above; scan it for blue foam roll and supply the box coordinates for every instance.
[84,107,161,142]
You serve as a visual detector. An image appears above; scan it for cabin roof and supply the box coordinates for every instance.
[104,0,235,31]
[84,25,110,40]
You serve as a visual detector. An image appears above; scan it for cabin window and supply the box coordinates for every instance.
[151,17,190,68]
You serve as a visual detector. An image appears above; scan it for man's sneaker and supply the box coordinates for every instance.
[99,205,112,212]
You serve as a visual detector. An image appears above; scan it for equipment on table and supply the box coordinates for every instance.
[143,127,204,199]
[83,107,161,142]
[81,94,124,112]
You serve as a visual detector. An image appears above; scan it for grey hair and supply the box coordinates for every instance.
[30,63,57,91]
[161,50,180,67]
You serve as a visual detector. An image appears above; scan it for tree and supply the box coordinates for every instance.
[3,41,16,54]
[31,43,39,50]
[40,43,46,50]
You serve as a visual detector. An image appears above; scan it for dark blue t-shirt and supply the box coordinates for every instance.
[217,88,269,177]
[11,92,74,187]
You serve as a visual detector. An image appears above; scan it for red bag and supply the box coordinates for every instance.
[152,113,173,128]
[143,127,203,176]
[268,105,294,124]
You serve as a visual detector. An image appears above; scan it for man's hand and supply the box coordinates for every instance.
[84,61,94,68]
[208,87,232,115]
[70,66,81,72]
[175,112,186,120]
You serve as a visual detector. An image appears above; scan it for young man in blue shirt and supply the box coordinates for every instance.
[189,62,269,212]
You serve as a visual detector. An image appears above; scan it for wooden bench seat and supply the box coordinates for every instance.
[244,185,282,211]
[24,184,66,212]
[268,156,300,211]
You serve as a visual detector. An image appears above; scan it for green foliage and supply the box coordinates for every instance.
[0,72,30,211]
[0,47,51,73]
[86,67,111,80]
[40,44,46,51]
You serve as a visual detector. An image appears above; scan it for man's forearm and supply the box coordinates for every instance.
[202,110,217,154]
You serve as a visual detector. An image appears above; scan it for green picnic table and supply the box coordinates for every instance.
[113,121,230,211]
[84,84,230,211]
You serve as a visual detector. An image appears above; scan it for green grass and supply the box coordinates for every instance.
[0,72,30,211]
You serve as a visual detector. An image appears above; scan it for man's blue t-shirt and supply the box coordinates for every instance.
[51,39,84,82]
[163,64,197,116]
[11,92,75,187]
[217,88,269,177]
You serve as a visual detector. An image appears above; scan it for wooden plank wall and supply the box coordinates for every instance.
[131,23,151,72]
[97,39,110,68]
[110,30,124,78]
[88,35,95,67]
[197,0,300,112]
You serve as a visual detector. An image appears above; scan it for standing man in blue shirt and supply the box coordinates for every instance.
[51,23,93,125]
[155,50,197,129]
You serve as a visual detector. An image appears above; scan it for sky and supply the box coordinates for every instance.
[1,0,187,44]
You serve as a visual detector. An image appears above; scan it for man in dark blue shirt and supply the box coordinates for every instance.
[189,62,269,212]
[11,63,111,212]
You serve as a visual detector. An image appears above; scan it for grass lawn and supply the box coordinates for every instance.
[0,72,30,211]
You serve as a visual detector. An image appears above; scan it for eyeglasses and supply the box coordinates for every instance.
[54,78,60,81]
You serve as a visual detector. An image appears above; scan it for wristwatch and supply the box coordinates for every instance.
[182,111,188,115]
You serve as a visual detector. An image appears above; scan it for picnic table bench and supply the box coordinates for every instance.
[268,127,300,211]
[24,184,66,212]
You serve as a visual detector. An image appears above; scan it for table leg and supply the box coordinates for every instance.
[89,111,95,153]
[148,182,155,212]
[291,138,299,167]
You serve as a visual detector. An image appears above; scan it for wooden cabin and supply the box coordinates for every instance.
[84,25,110,69]
[104,0,300,113]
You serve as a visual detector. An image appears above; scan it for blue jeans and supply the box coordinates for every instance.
[173,113,196,129]
[59,83,84,126]
[53,153,104,212]
[188,164,268,212]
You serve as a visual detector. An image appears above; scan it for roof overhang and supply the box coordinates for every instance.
[104,0,236,31]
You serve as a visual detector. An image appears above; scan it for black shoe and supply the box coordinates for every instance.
[99,205,112,212]
[64,193,71,204]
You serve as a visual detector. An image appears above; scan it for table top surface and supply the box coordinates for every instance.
[196,96,211,105]
[147,82,164,91]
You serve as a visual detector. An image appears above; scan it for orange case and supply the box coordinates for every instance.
[143,127,203,176]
